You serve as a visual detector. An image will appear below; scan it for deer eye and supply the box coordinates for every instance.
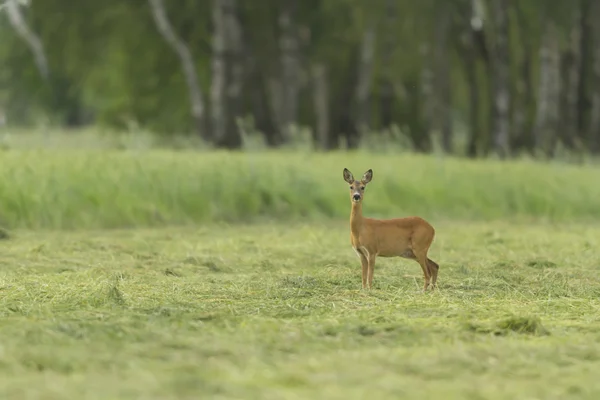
[360,186,365,191]
[349,186,353,189]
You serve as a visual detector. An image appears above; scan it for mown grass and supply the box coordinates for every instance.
[0,149,600,230]
[2,220,600,399]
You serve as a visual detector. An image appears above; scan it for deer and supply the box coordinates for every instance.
[343,168,439,291]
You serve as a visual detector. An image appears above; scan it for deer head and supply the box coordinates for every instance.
[343,168,373,203]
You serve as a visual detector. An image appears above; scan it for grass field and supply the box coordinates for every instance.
[1,149,600,230]
[2,142,600,398]
[3,219,600,399]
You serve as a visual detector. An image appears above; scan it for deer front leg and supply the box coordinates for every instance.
[367,255,376,289]
[360,254,368,289]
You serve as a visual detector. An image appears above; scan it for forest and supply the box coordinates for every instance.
[0,0,597,158]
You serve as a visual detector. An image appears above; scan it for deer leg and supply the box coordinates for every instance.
[360,254,368,290]
[414,252,431,291]
[427,258,439,289]
[367,255,376,289]
[401,249,431,290]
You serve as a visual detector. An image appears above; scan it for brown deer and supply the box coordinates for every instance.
[343,168,439,291]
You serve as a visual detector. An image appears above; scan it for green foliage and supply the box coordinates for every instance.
[0,0,213,130]
[0,146,600,229]
[2,221,600,398]
[0,0,592,155]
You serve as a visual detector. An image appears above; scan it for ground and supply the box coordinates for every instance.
[2,219,600,399]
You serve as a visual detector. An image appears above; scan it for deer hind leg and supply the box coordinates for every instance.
[400,249,429,290]
[411,226,436,291]
[402,248,431,290]
[427,258,440,289]
[413,251,432,291]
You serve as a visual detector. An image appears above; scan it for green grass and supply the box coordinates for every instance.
[2,219,600,399]
[1,149,600,230]
[1,137,600,397]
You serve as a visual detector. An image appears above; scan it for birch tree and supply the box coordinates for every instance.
[433,2,453,153]
[148,0,207,139]
[489,0,510,158]
[354,25,376,141]
[3,0,48,80]
[588,0,600,152]
[533,18,561,156]
[278,0,300,143]
[560,5,583,150]
[211,0,243,149]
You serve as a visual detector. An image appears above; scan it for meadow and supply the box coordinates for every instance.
[1,145,600,230]
[1,132,600,399]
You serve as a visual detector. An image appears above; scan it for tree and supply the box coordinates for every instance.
[533,17,561,156]
[148,0,207,140]
[0,0,598,159]
[211,0,243,149]
[278,0,300,144]
[353,25,376,147]
[489,0,510,158]
[559,2,584,151]
[588,0,600,152]
[511,0,535,153]
[456,0,489,158]
[3,0,48,80]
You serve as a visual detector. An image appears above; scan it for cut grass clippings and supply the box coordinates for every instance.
[1,220,600,398]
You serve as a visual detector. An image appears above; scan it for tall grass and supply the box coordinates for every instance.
[0,149,599,229]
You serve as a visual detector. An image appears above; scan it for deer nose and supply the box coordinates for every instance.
[353,193,361,201]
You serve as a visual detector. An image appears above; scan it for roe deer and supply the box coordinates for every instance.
[343,168,439,291]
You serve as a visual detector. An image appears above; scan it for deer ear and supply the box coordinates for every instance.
[361,169,373,184]
[343,168,354,183]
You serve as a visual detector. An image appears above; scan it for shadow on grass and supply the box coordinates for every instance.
[464,315,550,337]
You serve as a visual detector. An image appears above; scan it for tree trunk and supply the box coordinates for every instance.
[379,0,397,132]
[461,38,480,158]
[559,5,583,151]
[354,25,376,139]
[237,3,279,147]
[278,0,300,143]
[311,63,331,150]
[588,0,600,152]
[211,0,243,149]
[5,0,49,80]
[249,63,279,147]
[511,1,535,153]
[419,42,434,152]
[211,0,226,145]
[472,0,492,157]
[434,5,453,153]
[489,0,510,158]
[533,19,561,157]
[338,46,359,149]
[457,0,488,158]
[222,1,244,149]
[578,0,592,140]
[148,0,207,139]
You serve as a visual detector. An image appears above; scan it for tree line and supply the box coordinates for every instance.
[1,0,599,158]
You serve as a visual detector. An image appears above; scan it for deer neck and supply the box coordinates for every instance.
[350,202,364,236]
